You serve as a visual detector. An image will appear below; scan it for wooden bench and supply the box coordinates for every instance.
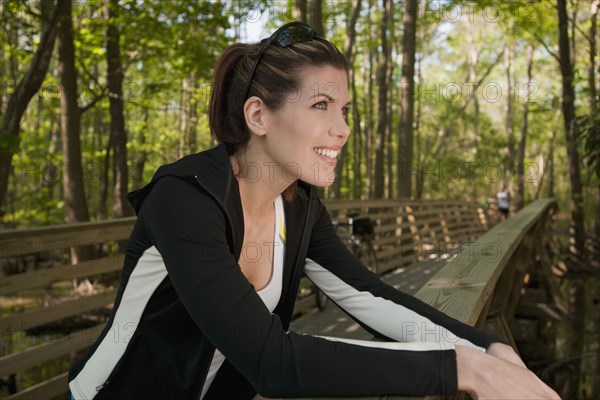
[0,199,556,400]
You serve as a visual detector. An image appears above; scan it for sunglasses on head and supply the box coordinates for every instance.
[240,22,322,107]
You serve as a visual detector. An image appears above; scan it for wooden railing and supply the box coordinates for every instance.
[293,199,488,314]
[413,198,559,348]
[0,199,556,400]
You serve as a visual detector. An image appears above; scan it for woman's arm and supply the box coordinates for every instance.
[305,198,501,351]
[306,198,560,399]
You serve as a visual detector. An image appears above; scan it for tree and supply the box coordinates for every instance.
[557,0,585,257]
[332,0,362,199]
[557,0,586,398]
[57,0,89,225]
[105,0,132,218]
[396,0,417,199]
[308,0,324,35]
[0,0,59,212]
[373,0,391,199]
[516,44,534,210]
[295,0,307,23]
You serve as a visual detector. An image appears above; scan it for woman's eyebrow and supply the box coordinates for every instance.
[311,92,352,106]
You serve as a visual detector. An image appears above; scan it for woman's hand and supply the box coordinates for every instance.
[486,342,527,368]
[455,345,561,400]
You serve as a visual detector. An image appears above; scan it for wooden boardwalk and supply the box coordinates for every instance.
[290,259,447,341]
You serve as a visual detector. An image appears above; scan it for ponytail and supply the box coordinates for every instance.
[209,43,250,155]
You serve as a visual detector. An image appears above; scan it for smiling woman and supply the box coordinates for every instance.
[66,22,560,400]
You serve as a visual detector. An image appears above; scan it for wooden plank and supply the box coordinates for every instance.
[378,255,417,272]
[4,371,68,400]
[376,245,415,260]
[293,294,316,316]
[1,323,106,376]
[0,217,136,258]
[323,199,398,211]
[1,255,124,295]
[2,290,116,335]
[414,199,556,326]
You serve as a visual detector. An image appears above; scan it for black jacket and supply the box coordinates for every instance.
[68,144,499,399]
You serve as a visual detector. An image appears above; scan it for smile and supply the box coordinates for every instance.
[313,147,339,159]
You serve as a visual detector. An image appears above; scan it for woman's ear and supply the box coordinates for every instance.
[243,96,268,137]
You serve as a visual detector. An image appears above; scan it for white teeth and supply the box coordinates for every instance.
[314,147,338,159]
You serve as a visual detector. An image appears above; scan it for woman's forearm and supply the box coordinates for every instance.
[455,345,561,400]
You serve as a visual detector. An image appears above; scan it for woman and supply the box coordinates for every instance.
[68,22,559,400]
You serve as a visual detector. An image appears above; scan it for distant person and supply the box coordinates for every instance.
[496,180,511,220]
[67,22,559,400]
[485,197,499,225]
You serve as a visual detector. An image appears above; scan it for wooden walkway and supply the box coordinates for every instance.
[290,259,446,340]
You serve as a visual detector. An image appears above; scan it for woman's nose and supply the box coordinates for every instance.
[330,115,350,139]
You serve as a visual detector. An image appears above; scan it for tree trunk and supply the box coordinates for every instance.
[58,0,92,263]
[467,28,480,143]
[396,0,417,199]
[557,0,586,397]
[516,44,533,210]
[365,1,375,198]
[188,75,198,154]
[58,0,89,224]
[42,118,60,200]
[352,67,363,199]
[179,76,190,159]
[106,0,131,219]
[385,1,394,199]
[332,0,361,199]
[308,0,323,36]
[589,0,600,241]
[133,107,149,190]
[547,127,556,199]
[0,0,59,211]
[557,0,586,256]
[415,54,424,200]
[591,1,599,116]
[295,0,307,23]
[98,130,111,221]
[373,0,390,199]
[505,43,515,177]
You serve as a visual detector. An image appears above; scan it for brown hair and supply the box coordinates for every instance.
[209,29,349,201]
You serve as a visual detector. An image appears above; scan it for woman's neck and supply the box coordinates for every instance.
[230,151,290,219]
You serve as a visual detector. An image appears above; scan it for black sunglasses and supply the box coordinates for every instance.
[240,22,321,107]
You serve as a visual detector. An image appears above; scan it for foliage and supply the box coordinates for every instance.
[0,0,597,231]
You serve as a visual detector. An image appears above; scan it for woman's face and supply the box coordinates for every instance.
[260,65,351,187]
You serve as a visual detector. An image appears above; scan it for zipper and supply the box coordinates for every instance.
[95,329,141,393]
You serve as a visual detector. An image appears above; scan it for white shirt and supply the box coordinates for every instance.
[200,195,286,399]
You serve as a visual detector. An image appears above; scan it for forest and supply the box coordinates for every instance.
[0,0,598,399]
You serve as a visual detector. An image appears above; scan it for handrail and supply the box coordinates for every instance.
[0,217,136,258]
[415,199,557,343]
[0,199,556,400]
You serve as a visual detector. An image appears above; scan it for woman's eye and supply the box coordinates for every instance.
[313,102,327,110]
